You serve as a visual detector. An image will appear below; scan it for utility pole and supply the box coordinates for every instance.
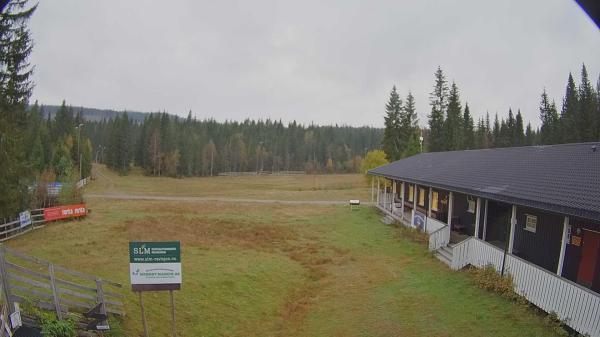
[76,123,84,179]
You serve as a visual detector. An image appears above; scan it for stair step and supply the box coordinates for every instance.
[435,252,451,265]
[380,215,395,225]
[437,247,452,260]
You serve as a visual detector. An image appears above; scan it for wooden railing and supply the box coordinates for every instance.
[0,209,44,243]
[453,238,600,337]
[0,245,124,320]
[428,224,450,251]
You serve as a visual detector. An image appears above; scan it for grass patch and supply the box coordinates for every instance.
[5,175,563,337]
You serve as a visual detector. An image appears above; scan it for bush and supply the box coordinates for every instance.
[469,264,522,301]
[39,312,77,337]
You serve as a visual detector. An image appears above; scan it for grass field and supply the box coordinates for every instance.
[87,164,371,202]
[6,168,560,337]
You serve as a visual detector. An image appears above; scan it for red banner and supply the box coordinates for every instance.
[43,204,87,221]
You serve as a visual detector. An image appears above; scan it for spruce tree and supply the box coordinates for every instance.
[525,123,534,146]
[539,89,559,144]
[382,85,402,160]
[443,81,463,150]
[577,64,597,142]
[560,73,579,143]
[492,114,500,147]
[399,90,418,157]
[428,67,448,152]
[462,103,475,149]
[514,110,525,146]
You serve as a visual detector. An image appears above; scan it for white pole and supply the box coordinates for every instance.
[392,181,396,214]
[474,197,481,239]
[371,178,374,203]
[376,178,380,205]
[508,205,517,254]
[400,182,405,220]
[482,199,489,240]
[557,217,569,276]
[427,187,432,218]
[447,192,453,227]
[411,184,417,227]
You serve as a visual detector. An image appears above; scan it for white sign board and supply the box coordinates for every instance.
[19,211,31,228]
[129,241,181,291]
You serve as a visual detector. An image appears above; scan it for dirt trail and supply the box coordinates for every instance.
[85,193,373,206]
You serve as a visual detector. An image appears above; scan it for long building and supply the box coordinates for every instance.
[368,142,600,337]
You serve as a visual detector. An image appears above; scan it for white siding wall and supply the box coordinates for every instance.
[453,238,600,337]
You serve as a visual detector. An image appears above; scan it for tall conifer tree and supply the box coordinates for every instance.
[428,67,448,152]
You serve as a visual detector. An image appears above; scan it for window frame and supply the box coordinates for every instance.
[431,191,439,211]
[524,214,537,233]
[418,187,426,207]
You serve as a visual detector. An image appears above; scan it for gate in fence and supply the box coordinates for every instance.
[0,245,124,333]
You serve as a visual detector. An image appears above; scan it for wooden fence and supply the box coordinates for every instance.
[0,209,44,243]
[452,238,600,337]
[0,245,124,321]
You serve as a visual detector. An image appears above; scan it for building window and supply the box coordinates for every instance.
[467,197,476,214]
[525,214,537,233]
[418,188,426,206]
[408,185,414,202]
[432,191,439,211]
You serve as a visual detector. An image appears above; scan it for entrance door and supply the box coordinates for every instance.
[577,230,600,287]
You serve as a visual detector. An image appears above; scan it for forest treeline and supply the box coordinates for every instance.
[85,114,382,176]
[382,65,600,161]
[0,1,94,219]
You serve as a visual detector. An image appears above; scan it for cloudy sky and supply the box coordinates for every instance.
[30,0,599,128]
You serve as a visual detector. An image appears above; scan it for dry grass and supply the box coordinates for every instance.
[4,175,563,337]
[87,164,371,201]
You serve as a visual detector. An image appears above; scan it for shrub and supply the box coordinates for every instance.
[469,264,522,301]
[39,313,77,337]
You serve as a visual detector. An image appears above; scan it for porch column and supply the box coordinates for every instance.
[557,217,570,276]
[447,192,453,227]
[376,177,380,205]
[427,187,433,218]
[482,199,489,240]
[411,184,417,227]
[508,205,517,254]
[391,180,396,213]
[474,197,481,239]
[400,182,405,219]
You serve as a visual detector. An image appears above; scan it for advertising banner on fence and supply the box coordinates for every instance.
[19,211,31,228]
[129,241,181,291]
[43,204,87,222]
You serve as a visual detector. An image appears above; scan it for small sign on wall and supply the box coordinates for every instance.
[413,211,427,231]
[570,235,582,246]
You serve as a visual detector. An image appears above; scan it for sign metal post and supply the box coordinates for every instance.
[129,241,181,337]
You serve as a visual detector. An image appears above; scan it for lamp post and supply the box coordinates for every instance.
[76,123,84,179]
[419,130,424,153]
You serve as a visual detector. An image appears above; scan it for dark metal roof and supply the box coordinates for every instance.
[368,143,600,221]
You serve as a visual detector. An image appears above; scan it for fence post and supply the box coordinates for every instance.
[0,245,14,315]
[96,278,108,328]
[48,263,63,320]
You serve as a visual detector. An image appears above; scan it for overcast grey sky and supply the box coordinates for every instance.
[29,0,599,128]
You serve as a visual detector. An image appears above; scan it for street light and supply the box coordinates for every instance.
[76,123,84,179]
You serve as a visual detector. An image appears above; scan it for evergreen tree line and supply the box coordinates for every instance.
[384,65,600,158]
[0,1,93,219]
[85,112,383,176]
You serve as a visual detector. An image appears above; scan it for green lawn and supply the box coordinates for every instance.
[7,193,558,337]
[87,164,371,202]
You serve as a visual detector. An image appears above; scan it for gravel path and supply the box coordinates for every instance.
[85,193,374,206]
